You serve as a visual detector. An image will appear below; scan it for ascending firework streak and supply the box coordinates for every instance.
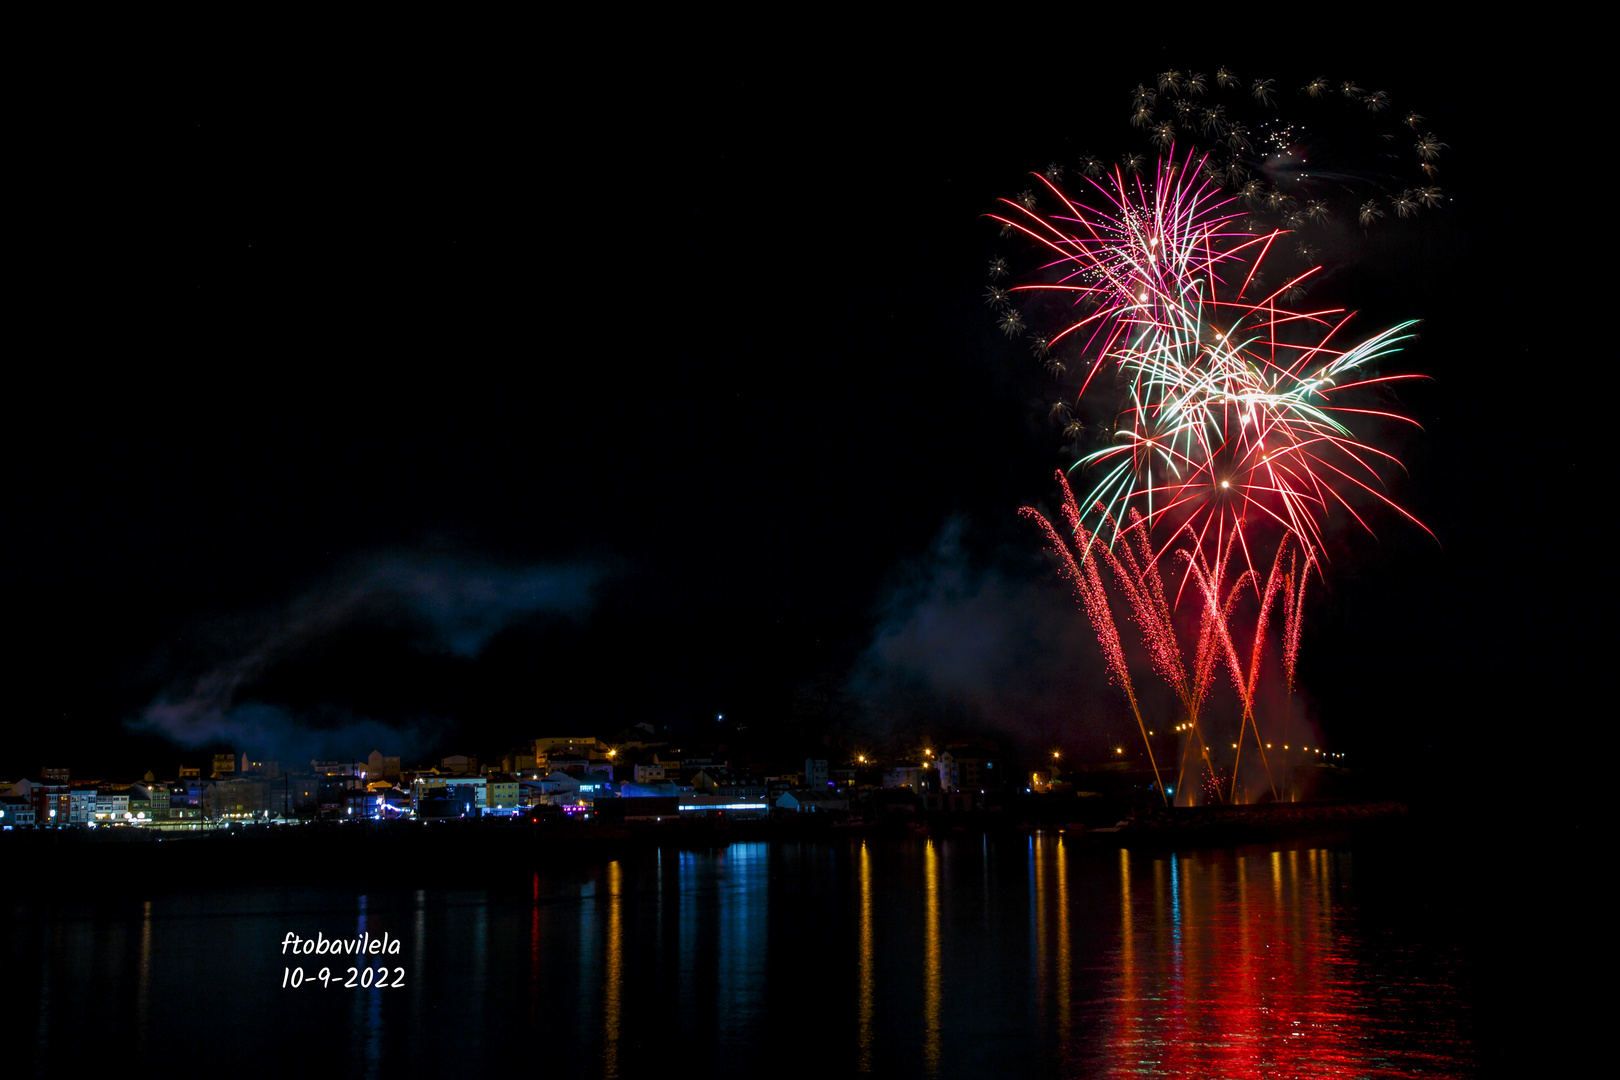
[1277,542,1312,800]
[1019,487,1167,801]
[1022,474,1217,805]
[1026,472,1305,805]
[1007,147,1425,802]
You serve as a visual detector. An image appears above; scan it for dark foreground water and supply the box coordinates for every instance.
[11,833,1474,1076]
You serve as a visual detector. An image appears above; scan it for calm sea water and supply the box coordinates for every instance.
[11,833,1473,1076]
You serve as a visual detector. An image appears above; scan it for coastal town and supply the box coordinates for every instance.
[0,725,1054,831]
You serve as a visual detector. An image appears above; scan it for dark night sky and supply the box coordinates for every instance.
[13,33,1577,792]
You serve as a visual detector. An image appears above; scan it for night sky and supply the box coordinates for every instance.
[14,34,1574,795]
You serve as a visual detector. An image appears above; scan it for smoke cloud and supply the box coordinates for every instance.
[129,553,606,763]
[847,517,1128,751]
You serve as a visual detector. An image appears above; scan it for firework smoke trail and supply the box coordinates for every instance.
[1050,470,1278,806]
[1177,530,1285,803]
[1279,544,1313,799]
[1082,499,1226,806]
[1113,517,1225,807]
[1235,538,1296,799]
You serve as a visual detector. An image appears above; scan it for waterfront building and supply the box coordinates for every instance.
[0,795,34,828]
[935,746,1002,794]
[619,780,679,798]
[204,777,271,820]
[411,775,487,813]
[32,780,71,825]
[69,787,97,824]
[692,769,768,799]
[676,794,769,819]
[94,786,131,822]
[883,764,934,792]
[485,776,519,810]
[128,783,155,823]
[775,790,849,814]
[172,776,207,812]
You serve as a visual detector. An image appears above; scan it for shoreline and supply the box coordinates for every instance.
[6,798,1420,892]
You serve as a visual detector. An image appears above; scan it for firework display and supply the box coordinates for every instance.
[1005,72,1437,804]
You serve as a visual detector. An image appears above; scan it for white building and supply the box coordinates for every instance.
[69,788,97,824]
[94,789,131,822]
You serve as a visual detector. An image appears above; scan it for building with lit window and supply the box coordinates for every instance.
[411,775,487,813]
[0,795,34,828]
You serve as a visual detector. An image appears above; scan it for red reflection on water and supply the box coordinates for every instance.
[530,871,541,1002]
[1092,846,1470,1078]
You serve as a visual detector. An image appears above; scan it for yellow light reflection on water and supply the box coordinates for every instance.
[136,899,151,1057]
[1033,832,1047,1027]
[923,838,940,1076]
[858,840,874,1072]
[604,860,622,1080]
[1056,836,1070,1051]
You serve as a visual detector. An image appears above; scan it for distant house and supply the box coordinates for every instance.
[29,780,71,825]
[485,777,519,810]
[128,784,155,823]
[0,795,34,829]
[413,774,487,811]
[620,781,679,798]
[241,754,281,778]
[69,787,97,824]
[531,771,613,806]
[366,750,401,781]
[537,772,580,798]
[775,790,848,814]
[544,756,612,779]
[534,737,605,769]
[439,754,478,776]
[883,764,930,792]
[95,786,133,822]
[692,769,767,799]
[936,746,1002,793]
[678,794,769,818]
[203,777,269,820]
[563,771,615,800]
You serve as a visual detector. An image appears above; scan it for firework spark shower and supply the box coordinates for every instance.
[996,78,1435,803]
